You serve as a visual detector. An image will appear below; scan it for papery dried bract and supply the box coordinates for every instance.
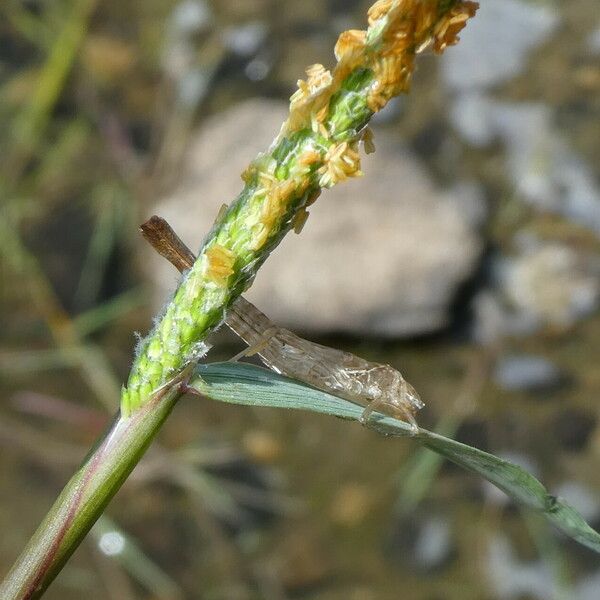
[205,244,236,286]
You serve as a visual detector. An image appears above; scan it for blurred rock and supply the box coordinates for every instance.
[242,429,282,463]
[553,409,597,452]
[587,26,600,56]
[578,570,600,600]
[278,527,335,592]
[82,35,136,85]
[449,91,496,147]
[244,55,272,81]
[170,1,212,36]
[329,483,371,526]
[442,0,559,92]
[412,516,453,571]
[386,512,455,572]
[164,1,213,74]
[149,99,483,336]
[487,534,555,600]
[492,104,600,232]
[197,1,257,22]
[496,241,600,329]
[451,97,600,233]
[493,354,565,393]
[222,21,268,57]
[443,1,600,239]
[162,0,216,109]
[471,290,503,343]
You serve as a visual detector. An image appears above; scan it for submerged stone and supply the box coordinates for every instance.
[442,0,559,92]
[496,241,600,328]
[493,354,565,393]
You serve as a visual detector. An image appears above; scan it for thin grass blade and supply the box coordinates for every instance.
[191,362,600,554]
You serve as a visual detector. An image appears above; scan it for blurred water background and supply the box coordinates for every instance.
[1,0,599,598]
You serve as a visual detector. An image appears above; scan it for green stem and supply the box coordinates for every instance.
[0,384,181,600]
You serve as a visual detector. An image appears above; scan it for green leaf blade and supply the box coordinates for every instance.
[191,361,600,554]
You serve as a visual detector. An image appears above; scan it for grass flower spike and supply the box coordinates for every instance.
[121,0,478,416]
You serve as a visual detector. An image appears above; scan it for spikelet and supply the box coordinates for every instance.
[368,0,395,26]
[433,1,478,53]
[367,53,413,110]
[291,207,310,234]
[334,29,367,61]
[298,148,322,167]
[416,4,436,33]
[376,55,402,87]
[204,244,235,286]
[318,141,362,188]
[314,104,329,124]
[305,189,321,207]
[250,226,270,253]
[262,180,297,227]
[287,64,334,133]
[288,64,332,104]
[367,84,388,112]
[255,170,277,197]
[305,64,333,93]
[215,203,228,225]
[251,179,299,250]
[281,0,478,143]
[382,28,413,57]
[241,163,257,184]
[362,127,376,154]
[290,147,323,182]
[310,111,330,137]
